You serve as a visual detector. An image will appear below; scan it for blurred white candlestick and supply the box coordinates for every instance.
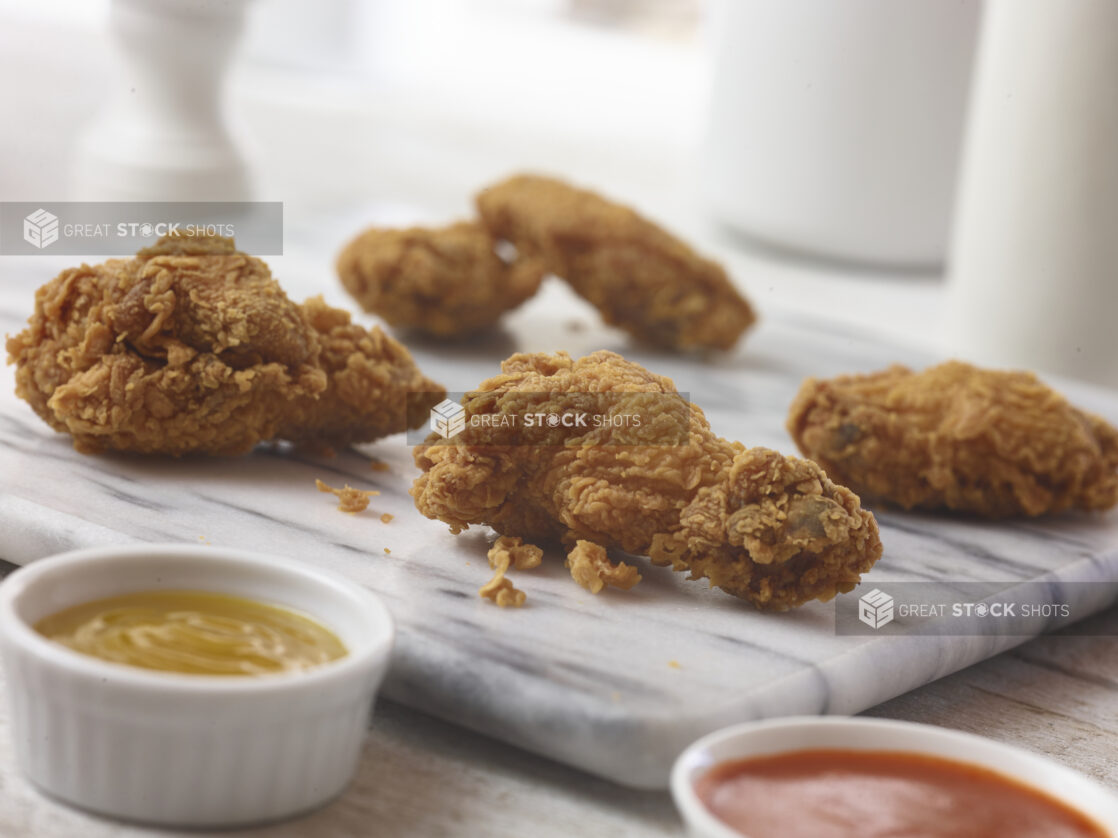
[946,0,1118,389]
[72,0,253,202]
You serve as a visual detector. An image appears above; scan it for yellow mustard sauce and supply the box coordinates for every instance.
[34,590,347,675]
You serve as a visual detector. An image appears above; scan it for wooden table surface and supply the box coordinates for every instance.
[0,559,1114,838]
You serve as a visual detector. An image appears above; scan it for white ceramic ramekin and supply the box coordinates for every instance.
[0,543,394,828]
[671,716,1118,838]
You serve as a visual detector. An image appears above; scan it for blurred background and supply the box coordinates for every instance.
[1,0,1115,386]
[0,0,712,213]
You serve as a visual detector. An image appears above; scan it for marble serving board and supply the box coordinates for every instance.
[2,249,1118,790]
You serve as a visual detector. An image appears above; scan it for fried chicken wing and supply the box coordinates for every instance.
[6,234,444,456]
[411,350,881,610]
[336,222,545,337]
[475,174,756,352]
[787,361,1118,517]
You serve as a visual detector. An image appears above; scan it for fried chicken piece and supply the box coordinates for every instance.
[475,174,756,351]
[316,478,380,513]
[6,234,444,456]
[412,350,881,610]
[566,540,641,594]
[787,361,1118,517]
[336,222,546,337]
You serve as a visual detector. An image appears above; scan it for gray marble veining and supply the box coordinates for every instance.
[2,250,1117,789]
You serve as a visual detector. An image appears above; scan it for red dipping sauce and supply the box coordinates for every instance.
[695,749,1108,838]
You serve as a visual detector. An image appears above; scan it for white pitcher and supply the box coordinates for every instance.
[946,0,1118,389]
[702,0,980,267]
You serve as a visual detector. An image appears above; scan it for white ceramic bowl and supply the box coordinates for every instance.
[0,543,394,828]
[671,716,1118,838]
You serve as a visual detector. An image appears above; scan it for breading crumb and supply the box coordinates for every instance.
[566,540,641,594]
[384,547,391,554]
[381,512,394,524]
[488,535,543,571]
[316,478,380,513]
[369,459,391,472]
[479,537,535,607]
[479,575,526,608]
[668,660,681,670]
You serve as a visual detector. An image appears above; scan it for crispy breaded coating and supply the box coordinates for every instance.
[489,535,543,571]
[6,234,444,456]
[566,540,641,594]
[788,361,1118,517]
[274,296,443,451]
[412,350,881,610]
[316,478,379,513]
[336,222,545,337]
[475,174,756,351]
[647,448,877,606]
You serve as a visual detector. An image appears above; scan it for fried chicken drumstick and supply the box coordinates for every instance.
[476,175,756,352]
[6,234,444,455]
[336,221,545,337]
[411,350,881,610]
[788,361,1118,517]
